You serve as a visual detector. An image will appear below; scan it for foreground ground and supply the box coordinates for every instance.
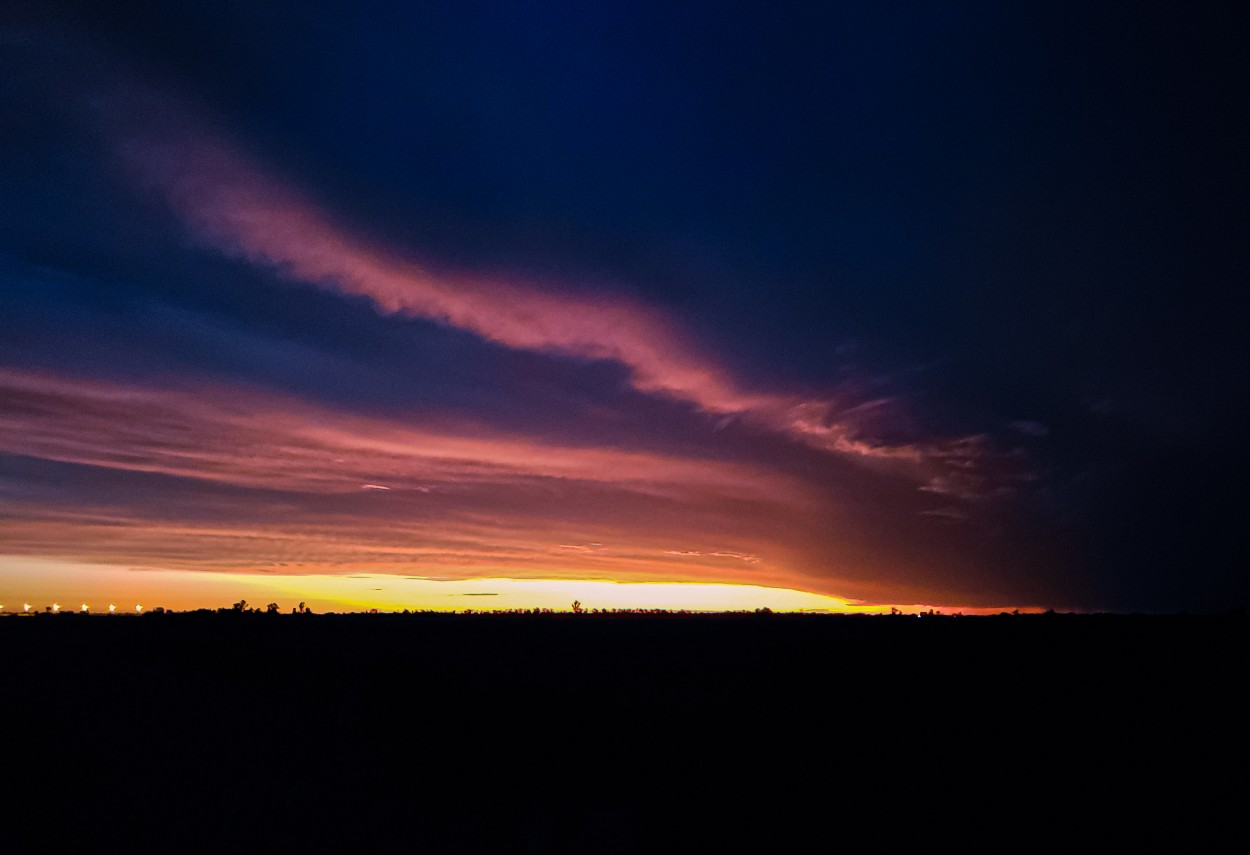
[5,611,1245,849]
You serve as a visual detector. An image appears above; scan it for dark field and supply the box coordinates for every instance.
[6,612,1245,849]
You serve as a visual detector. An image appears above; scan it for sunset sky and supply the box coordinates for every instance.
[2,2,1246,613]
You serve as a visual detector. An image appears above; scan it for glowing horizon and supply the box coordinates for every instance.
[0,557,1036,616]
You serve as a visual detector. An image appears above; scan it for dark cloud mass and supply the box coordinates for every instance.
[1,1,1247,611]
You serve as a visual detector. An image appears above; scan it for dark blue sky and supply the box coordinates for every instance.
[2,1,1247,611]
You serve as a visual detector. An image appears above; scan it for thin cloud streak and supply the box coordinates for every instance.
[0,512,806,586]
[0,367,806,502]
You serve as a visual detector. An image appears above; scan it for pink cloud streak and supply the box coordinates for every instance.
[0,367,805,503]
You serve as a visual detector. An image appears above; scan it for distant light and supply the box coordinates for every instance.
[81,604,89,613]
[135,604,143,614]
[52,603,60,613]
[24,603,31,613]
[108,604,116,613]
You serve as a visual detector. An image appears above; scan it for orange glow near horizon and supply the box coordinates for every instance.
[0,557,1037,616]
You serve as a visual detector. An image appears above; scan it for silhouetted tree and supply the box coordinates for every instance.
[266,602,280,614]
[233,599,249,612]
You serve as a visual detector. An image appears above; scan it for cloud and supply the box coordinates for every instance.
[0,366,802,502]
[919,507,969,522]
[0,365,833,586]
[101,86,1013,496]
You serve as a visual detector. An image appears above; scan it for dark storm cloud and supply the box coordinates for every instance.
[2,1,1247,610]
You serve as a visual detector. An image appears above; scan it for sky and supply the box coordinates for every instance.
[1,1,1247,613]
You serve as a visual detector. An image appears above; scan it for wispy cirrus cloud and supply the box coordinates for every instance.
[105,89,1014,497]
